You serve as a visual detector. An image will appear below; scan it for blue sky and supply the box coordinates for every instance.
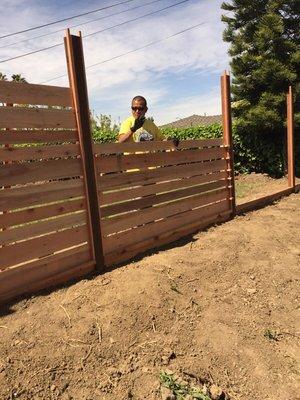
[0,0,230,125]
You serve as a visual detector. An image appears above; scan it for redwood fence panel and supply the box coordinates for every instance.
[0,82,95,304]
[95,139,233,266]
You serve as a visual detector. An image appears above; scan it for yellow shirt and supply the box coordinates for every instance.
[119,116,164,142]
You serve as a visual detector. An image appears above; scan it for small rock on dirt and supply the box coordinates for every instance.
[210,384,225,399]
[247,288,257,294]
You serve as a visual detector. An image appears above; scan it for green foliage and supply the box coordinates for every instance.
[91,113,119,143]
[159,371,212,400]
[161,123,223,141]
[162,123,285,177]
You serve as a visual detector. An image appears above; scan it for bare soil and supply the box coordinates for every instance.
[0,176,299,400]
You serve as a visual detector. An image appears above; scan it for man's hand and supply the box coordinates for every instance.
[131,116,145,133]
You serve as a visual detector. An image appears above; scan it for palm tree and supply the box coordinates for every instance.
[11,74,27,83]
[0,72,7,81]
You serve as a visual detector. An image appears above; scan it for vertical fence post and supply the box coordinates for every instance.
[221,71,236,217]
[286,86,295,190]
[64,29,105,271]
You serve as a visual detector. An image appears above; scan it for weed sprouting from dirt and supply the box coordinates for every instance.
[159,371,212,400]
[264,329,279,341]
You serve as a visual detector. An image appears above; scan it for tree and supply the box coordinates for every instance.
[11,74,27,83]
[221,1,300,175]
[91,113,120,142]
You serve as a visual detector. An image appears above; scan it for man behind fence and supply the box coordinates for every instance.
[118,96,164,143]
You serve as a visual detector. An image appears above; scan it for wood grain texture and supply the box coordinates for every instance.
[0,130,78,144]
[100,170,228,205]
[96,147,226,173]
[98,159,227,190]
[0,158,83,186]
[0,210,87,245]
[0,143,80,162]
[102,187,230,236]
[0,198,86,229]
[0,107,76,129]
[0,224,89,270]
[101,179,227,218]
[104,198,231,253]
[0,179,84,210]
[0,80,72,107]
[0,245,92,305]
[94,138,223,154]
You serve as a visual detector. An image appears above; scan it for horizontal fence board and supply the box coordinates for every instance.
[176,139,224,150]
[0,211,87,245]
[0,80,72,107]
[94,138,223,154]
[0,107,76,129]
[0,143,80,162]
[100,170,228,205]
[0,179,84,211]
[0,158,83,186]
[0,245,92,305]
[102,187,230,236]
[0,198,86,229]
[0,224,89,271]
[98,159,227,190]
[0,130,78,144]
[101,179,227,218]
[96,147,226,173]
[104,199,231,254]
[105,210,231,266]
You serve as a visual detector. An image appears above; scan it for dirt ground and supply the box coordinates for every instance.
[0,176,299,400]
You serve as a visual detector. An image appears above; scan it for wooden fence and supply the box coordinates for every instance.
[95,139,232,266]
[0,33,297,305]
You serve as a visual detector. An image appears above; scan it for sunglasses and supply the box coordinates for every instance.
[131,106,145,111]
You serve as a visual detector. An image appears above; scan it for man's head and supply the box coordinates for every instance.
[131,95,148,119]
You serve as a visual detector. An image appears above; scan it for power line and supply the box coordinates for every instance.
[0,0,135,40]
[0,0,188,64]
[0,0,164,50]
[42,21,206,84]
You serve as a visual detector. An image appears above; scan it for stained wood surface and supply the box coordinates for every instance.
[98,159,227,190]
[0,198,86,229]
[0,158,83,186]
[100,170,228,205]
[101,180,227,218]
[0,130,78,144]
[0,210,87,245]
[0,80,72,107]
[0,107,76,129]
[103,198,230,253]
[94,138,223,154]
[102,188,229,236]
[0,245,92,305]
[0,143,80,162]
[96,147,226,173]
[0,179,84,210]
[0,224,89,270]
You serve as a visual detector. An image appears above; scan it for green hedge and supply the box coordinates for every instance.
[92,122,299,177]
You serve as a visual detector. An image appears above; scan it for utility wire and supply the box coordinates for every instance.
[0,0,188,64]
[42,21,206,84]
[0,0,135,40]
[0,0,164,50]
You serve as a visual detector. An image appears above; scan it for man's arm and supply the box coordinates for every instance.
[118,131,133,143]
